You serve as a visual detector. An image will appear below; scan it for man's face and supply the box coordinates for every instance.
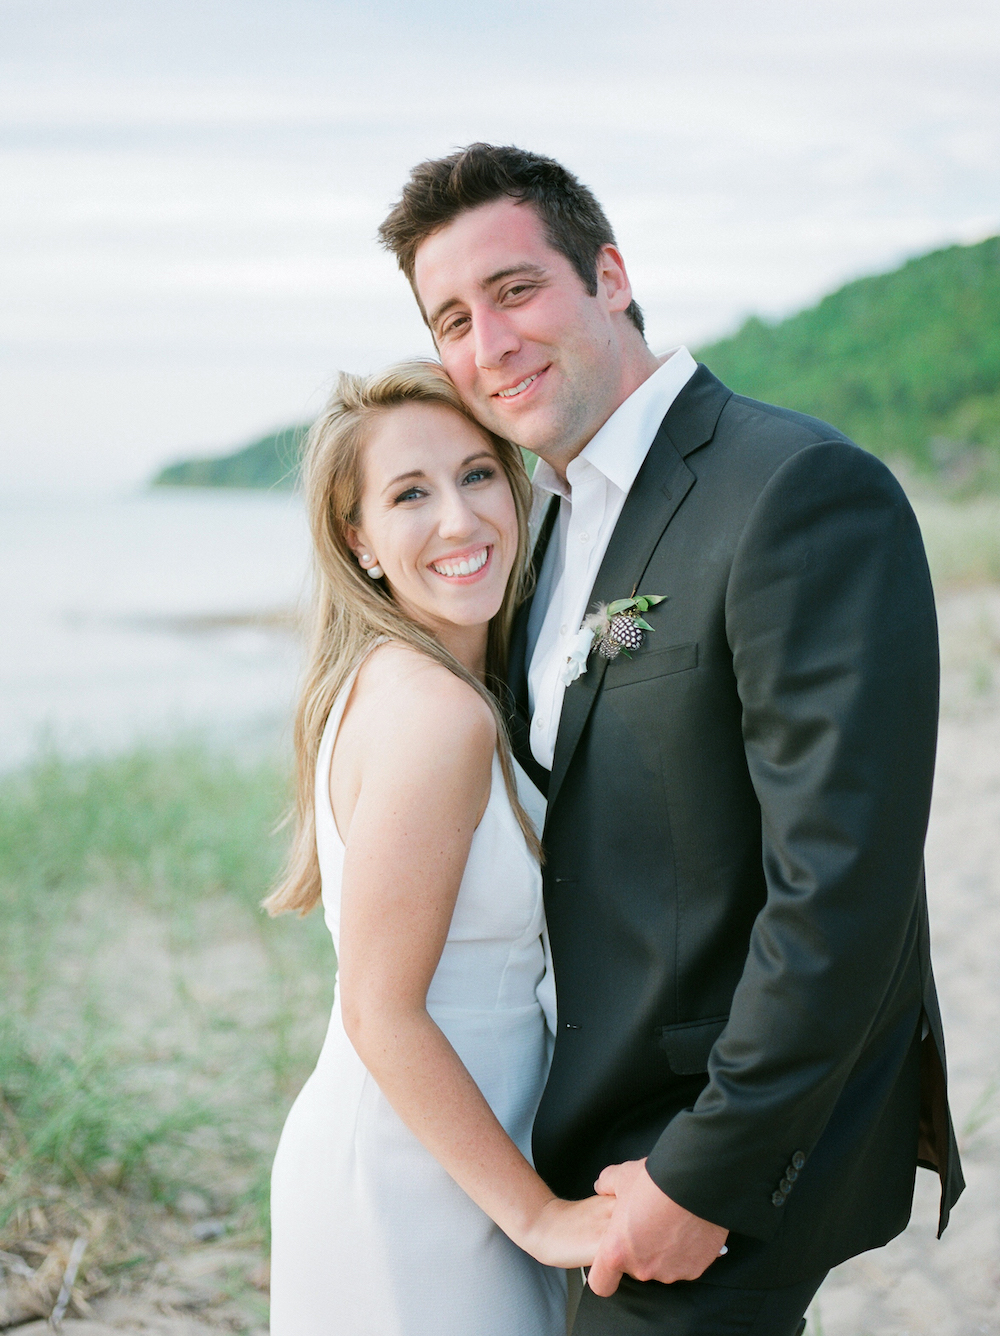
[412,198,634,465]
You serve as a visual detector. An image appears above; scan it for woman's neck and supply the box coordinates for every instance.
[430,621,489,683]
[391,591,491,682]
[437,622,488,684]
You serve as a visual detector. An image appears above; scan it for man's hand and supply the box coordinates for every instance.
[587,1158,728,1297]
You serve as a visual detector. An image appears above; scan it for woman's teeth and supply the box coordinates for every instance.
[496,373,538,399]
[432,548,488,578]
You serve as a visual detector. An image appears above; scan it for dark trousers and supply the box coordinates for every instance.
[571,1270,826,1335]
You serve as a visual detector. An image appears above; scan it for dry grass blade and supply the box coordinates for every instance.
[0,1240,67,1327]
[48,1233,87,1330]
[0,1247,35,1279]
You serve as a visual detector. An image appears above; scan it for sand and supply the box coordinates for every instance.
[810,586,1000,1336]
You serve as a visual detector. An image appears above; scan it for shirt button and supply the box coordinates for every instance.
[560,624,568,635]
[579,531,590,542]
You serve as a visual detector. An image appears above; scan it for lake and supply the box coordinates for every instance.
[0,487,310,768]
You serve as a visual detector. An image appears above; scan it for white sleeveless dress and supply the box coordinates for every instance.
[269,659,567,1335]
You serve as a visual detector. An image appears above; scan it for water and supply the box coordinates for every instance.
[0,487,310,768]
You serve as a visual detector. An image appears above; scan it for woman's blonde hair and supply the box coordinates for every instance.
[263,361,538,917]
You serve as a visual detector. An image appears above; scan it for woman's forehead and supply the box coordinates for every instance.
[365,402,495,474]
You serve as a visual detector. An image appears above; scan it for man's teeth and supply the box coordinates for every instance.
[432,548,488,578]
[497,373,539,399]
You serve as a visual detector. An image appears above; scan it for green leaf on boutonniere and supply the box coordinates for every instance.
[634,617,654,631]
[606,598,635,615]
[643,595,666,606]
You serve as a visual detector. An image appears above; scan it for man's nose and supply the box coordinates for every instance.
[473,308,519,370]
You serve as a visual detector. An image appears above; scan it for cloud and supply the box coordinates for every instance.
[1,0,998,487]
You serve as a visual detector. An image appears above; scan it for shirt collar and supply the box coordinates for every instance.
[532,346,697,501]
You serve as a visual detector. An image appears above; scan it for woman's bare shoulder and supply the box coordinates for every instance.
[351,640,496,758]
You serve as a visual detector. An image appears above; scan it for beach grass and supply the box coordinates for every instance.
[0,741,331,1276]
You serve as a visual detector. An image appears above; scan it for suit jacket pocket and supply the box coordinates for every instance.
[602,641,698,690]
[656,1015,728,1075]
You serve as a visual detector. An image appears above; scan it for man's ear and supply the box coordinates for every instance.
[596,244,634,316]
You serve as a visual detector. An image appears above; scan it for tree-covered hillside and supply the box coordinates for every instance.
[152,235,1000,491]
[153,423,309,490]
[695,235,1000,482]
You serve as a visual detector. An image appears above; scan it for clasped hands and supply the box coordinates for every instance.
[586,1158,729,1297]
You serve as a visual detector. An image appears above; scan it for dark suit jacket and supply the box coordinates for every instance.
[509,366,964,1288]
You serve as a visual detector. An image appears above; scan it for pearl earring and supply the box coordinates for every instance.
[359,553,383,579]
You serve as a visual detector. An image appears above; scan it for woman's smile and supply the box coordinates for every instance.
[430,545,492,581]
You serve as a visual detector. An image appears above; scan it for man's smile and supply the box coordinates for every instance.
[492,366,549,401]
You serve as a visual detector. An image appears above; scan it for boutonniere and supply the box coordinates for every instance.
[560,594,666,685]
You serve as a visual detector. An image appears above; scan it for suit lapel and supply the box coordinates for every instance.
[545,365,731,816]
[507,496,559,794]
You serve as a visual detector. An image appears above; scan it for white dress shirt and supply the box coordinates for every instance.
[526,347,698,770]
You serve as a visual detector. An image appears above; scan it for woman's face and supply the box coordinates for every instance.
[348,401,519,640]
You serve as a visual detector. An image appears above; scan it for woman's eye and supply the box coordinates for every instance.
[394,487,425,504]
[463,467,495,485]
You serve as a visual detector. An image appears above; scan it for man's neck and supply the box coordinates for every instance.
[539,341,661,485]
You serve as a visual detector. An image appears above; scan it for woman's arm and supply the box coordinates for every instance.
[334,648,611,1267]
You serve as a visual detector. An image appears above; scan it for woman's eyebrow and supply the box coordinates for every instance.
[383,469,424,493]
[382,452,494,495]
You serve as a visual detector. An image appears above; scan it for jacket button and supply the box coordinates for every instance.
[772,1191,786,1207]
[785,1166,798,1183]
[792,1151,806,1170]
[780,1178,792,1195]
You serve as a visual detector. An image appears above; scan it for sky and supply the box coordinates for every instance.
[2,0,999,491]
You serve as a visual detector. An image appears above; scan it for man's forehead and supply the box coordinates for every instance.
[413,198,556,299]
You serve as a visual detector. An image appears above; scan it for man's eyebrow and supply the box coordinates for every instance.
[382,452,494,495]
[427,264,548,330]
[481,262,547,288]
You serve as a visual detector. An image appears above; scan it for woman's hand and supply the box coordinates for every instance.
[520,1194,616,1269]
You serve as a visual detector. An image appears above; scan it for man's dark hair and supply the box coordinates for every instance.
[378,143,645,336]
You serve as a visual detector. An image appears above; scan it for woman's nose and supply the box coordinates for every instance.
[437,489,478,539]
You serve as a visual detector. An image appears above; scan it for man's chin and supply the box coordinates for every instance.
[480,402,551,454]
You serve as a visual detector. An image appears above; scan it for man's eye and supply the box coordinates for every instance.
[441,314,469,337]
[503,283,533,300]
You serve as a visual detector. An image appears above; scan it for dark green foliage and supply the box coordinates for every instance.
[695,235,1000,483]
[154,423,310,490]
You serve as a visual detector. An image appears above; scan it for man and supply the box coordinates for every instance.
[378,144,963,1335]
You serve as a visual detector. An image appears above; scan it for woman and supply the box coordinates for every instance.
[266,362,610,1335]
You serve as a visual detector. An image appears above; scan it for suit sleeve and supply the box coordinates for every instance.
[644,439,939,1241]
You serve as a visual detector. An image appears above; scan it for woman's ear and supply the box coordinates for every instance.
[346,527,368,563]
[347,526,383,578]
